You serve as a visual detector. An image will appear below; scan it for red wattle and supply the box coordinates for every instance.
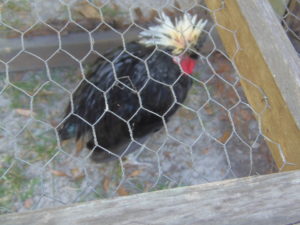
[180,57,196,75]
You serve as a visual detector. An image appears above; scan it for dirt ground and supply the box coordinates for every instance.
[0,51,276,213]
[0,0,281,214]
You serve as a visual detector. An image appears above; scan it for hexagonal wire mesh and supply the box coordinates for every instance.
[279,0,300,55]
[0,0,295,214]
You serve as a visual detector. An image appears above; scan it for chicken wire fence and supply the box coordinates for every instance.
[0,0,294,214]
[279,0,300,55]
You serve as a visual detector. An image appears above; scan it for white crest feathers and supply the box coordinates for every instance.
[139,13,207,55]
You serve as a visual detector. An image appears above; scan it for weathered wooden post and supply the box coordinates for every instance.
[205,0,300,170]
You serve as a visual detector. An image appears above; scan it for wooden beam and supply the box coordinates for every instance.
[1,171,300,225]
[0,29,140,72]
[205,0,300,171]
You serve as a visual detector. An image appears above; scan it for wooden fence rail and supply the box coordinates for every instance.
[1,170,300,225]
[0,29,140,72]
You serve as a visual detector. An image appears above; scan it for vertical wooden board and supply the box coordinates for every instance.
[205,0,300,171]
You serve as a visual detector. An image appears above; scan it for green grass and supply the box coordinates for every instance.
[152,182,172,191]
[114,161,123,181]
[0,126,57,213]
[2,85,30,109]
[5,0,31,12]
[0,69,64,214]
[30,134,57,161]
[11,70,48,95]
[1,0,32,32]
[193,72,202,80]
[0,0,126,37]
[0,155,40,213]
[13,81,39,94]
[0,72,6,90]
[154,181,185,192]
[2,70,49,110]
[101,5,123,18]
[20,177,40,202]
[17,124,58,164]
[50,67,81,91]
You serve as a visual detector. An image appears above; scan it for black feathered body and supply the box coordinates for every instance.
[58,42,192,161]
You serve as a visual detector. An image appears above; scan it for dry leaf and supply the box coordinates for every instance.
[71,168,80,176]
[15,108,35,117]
[24,198,33,208]
[76,2,100,19]
[129,170,142,177]
[240,109,253,121]
[73,174,85,180]
[61,140,68,147]
[178,108,195,119]
[143,183,151,192]
[40,90,55,95]
[163,8,175,18]
[163,151,172,160]
[93,0,102,7]
[219,113,229,121]
[204,104,214,115]
[71,168,84,180]
[50,120,59,127]
[51,169,69,177]
[149,9,158,21]
[117,186,129,196]
[134,8,146,23]
[227,89,239,104]
[175,127,181,134]
[216,62,232,74]
[75,138,84,155]
[202,148,210,155]
[103,177,110,192]
[174,1,181,9]
[233,111,241,127]
[112,3,120,11]
[186,162,193,168]
[218,131,231,144]
[214,79,225,99]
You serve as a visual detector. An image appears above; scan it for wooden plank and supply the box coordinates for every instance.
[1,171,300,225]
[0,29,140,72]
[0,28,225,73]
[205,0,300,171]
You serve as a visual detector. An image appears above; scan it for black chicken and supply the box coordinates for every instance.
[58,13,207,162]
